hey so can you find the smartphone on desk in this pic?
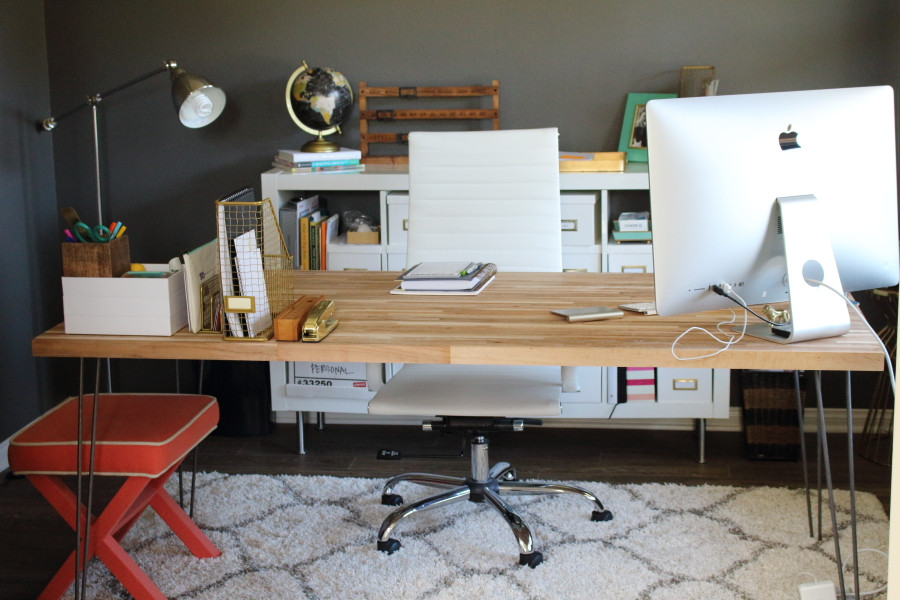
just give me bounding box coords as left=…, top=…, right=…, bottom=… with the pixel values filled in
left=550, top=306, right=625, bottom=322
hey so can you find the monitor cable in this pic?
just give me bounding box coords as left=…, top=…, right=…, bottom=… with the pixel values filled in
left=711, top=283, right=787, bottom=326
left=806, top=278, right=896, bottom=394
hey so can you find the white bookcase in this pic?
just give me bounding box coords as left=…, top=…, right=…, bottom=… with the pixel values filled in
left=261, top=165, right=730, bottom=449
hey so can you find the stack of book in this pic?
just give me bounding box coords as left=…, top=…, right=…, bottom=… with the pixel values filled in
left=272, top=147, right=365, bottom=174
left=277, top=194, right=340, bottom=270
left=391, top=262, right=497, bottom=295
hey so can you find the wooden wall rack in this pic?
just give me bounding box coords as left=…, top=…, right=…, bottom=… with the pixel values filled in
left=358, top=80, right=500, bottom=164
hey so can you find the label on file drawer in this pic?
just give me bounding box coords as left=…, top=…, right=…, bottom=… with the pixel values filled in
left=291, top=361, right=368, bottom=379
left=292, top=378, right=368, bottom=388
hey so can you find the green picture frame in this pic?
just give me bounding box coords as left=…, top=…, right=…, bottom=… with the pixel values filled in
left=617, top=92, right=677, bottom=163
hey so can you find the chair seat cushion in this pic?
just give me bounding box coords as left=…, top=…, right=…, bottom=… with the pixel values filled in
left=368, top=364, right=561, bottom=417
left=9, top=394, right=218, bottom=477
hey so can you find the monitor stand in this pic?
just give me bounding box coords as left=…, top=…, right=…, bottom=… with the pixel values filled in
left=743, top=194, right=850, bottom=344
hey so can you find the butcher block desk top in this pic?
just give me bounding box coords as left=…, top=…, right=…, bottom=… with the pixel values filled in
left=33, top=272, right=884, bottom=372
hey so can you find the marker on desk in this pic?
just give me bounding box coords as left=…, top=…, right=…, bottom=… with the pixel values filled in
left=460, top=262, right=481, bottom=276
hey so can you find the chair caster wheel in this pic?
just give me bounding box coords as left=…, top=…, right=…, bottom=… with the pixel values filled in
left=502, top=469, right=518, bottom=481
left=381, top=493, right=403, bottom=506
left=591, top=509, right=613, bottom=522
left=519, top=551, right=543, bottom=568
left=378, top=538, right=401, bottom=554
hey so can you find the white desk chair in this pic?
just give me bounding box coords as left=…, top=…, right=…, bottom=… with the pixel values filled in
left=368, top=128, right=612, bottom=568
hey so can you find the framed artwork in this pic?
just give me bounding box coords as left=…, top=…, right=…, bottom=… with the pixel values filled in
left=617, top=92, right=677, bottom=163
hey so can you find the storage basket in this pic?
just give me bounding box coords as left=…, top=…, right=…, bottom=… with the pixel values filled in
left=741, top=370, right=806, bottom=460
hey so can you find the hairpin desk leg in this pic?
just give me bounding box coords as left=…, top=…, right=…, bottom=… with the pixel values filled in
left=696, top=419, right=706, bottom=464
left=73, top=357, right=102, bottom=600
left=844, top=371, right=860, bottom=600
left=794, top=370, right=814, bottom=538
left=813, top=371, right=848, bottom=600
left=297, top=411, right=306, bottom=455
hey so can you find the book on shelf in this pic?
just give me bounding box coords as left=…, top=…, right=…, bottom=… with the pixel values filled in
left=272, top=160, right=365, bottom=174
left=277, top=147, right=362, bottom=162
left=298, top=209, right=325, bottom=270
left=319, top=214, right=339, bottom=271
left=273, top=156, right=360, bottom=168
left=278, top=195, right=320, bottom=269
left=398, top=262, right=498, bottom=291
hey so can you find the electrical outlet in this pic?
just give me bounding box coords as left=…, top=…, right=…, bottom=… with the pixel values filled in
left=797, top=581, right=835, bottom=600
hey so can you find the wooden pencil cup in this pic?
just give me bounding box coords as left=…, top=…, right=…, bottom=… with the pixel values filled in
left=61, top=235, right=131, bottom=277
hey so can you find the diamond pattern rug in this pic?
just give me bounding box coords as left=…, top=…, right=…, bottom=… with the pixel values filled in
left=67, top=473, right=888, bottom=599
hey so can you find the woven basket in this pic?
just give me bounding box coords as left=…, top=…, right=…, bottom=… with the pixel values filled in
left=741, top=370, right=806, bottom=461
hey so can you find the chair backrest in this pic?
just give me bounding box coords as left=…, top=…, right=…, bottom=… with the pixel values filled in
left=405, top=128, right=562, bottom=272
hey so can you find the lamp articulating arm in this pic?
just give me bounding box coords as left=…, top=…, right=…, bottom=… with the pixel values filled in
left=37, top=60, right=226, bottom=224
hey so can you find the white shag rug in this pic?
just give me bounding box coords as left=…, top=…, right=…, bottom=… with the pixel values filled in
left=66, top=473, right=889, bottom=600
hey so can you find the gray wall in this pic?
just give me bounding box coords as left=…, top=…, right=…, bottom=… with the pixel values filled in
left=1, top=1, right=63, bottom=439
left=3, top=1, right=899, bottom=439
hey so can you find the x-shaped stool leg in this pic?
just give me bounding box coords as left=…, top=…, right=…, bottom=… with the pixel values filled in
left=27, top=462, right=219, bottom=600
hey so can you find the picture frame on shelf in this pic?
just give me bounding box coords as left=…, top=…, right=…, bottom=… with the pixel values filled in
left=617, top=92, right=676, bottom=163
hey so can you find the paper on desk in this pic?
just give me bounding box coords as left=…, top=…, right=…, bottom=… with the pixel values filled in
left=399, top=262, right=476, bottom=280
left=183, top=240, right=220, bottom=333
left=233, top=229, right=272, bottom=337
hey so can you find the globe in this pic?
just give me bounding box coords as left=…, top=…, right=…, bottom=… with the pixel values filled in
left=285, top=62, right=354, bottom=152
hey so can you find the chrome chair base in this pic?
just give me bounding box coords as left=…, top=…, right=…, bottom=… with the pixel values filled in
left=376, top=433, right=612, bottom=567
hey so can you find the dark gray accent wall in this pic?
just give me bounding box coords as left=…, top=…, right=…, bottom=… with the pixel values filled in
left=2, top=1, right=898, bottom=438
left=1, top=1, right=62, bottom=440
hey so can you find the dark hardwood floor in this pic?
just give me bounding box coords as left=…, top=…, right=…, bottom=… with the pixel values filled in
left=1, top=423, right=891, bottom=599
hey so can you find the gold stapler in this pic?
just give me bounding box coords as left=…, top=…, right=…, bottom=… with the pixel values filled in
left=301, top=299, right=339, bottom=342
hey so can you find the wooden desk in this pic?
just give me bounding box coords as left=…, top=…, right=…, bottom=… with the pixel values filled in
left=32, top=270, right=888, bottom=595
left=33, top=272, right=884, bottom=372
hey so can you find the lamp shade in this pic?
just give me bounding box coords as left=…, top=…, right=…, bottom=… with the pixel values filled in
left=170, top=67, right=226, bottom=128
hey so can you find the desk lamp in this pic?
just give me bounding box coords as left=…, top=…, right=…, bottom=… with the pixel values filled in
left=38, top=60, right=226, bottom=224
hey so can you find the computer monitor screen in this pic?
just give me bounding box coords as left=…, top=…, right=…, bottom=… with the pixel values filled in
left=647, top=86, right=898, bottom=343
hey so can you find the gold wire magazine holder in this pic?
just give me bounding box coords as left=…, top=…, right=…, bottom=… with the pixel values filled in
left=215, top=188, right=293, bottom=341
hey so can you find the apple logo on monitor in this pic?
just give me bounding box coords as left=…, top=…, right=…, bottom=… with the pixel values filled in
left=779, top=125, right=800, bottom=150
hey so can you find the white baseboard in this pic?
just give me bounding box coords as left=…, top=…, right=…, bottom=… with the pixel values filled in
left=276, top=407, right=884, bottom=434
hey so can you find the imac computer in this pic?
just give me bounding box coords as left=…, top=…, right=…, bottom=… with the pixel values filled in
left=646, top=86, right=899, bottom=343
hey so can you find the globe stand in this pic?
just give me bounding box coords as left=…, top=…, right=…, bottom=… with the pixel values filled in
left=301, top=131, right=340, bottom=153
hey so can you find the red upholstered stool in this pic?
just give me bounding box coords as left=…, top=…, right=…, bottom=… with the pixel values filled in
left=8, top=393, right=220, bottom=600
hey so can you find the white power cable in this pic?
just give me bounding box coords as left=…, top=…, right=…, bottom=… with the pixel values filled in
left=671, top=306, right=748, bottom=360
left=806, top=278, right=896, bottom=395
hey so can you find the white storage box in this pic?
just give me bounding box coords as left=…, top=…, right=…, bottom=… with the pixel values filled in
left=62, top=264, right=187, bottom=336
left=326, top=236, right=383, bottom=271
left=386, top=192, right=410, bottom=245
left=560, top=193, right=599, bottom=246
